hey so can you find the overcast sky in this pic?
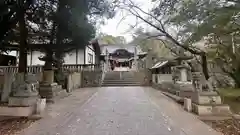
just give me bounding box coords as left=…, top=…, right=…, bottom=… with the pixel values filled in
left=99, top=0, right=153, bottom=42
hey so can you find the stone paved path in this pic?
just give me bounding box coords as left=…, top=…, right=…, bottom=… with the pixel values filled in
left=18, top=87, right=222, bottom=135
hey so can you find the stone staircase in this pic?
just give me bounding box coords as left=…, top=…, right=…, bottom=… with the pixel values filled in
left=102, top=71, right=141, bottom=87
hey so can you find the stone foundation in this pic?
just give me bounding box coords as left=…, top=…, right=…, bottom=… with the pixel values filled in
left=192, top=104, right=231, bottom=116
left=191, top=91, right=232, bottom=116
left=0, top=98, right=46, bottom=117
left=0, top=73, right=47, bottom=118
left=8, top=96, right=39, bottom=107
left=192, top=92, right=222, bottom=105
left=0, top=106, right=35, bottom=117
left=39, top=83, right=68, bottom=103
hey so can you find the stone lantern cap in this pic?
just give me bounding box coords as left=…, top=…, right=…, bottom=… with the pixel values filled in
left=174, top=65, right=191, bottom=70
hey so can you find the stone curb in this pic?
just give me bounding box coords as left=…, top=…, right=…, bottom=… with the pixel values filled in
left=161, top=91, right=183, bottom=103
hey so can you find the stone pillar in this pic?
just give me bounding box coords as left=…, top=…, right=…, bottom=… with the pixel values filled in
left=184, top=98, right=192, bottom=112
left=105, top=50, right=110, bottom=71
left=133, top=47, right=138, bottom=71
left=180, top=68, right=188, bottom=82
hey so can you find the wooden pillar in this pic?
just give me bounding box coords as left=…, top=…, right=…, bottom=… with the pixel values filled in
left=76, top=49, right=78, bottom=64
left=84, top=47, right=86, bottom=64
left=18, top=7, right=28, bottom=74
left=30, top=50, right=33, bottom=66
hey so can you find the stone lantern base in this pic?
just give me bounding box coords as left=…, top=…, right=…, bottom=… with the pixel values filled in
left=39, top=70, right=68, bottom=103
left=191, top=91, right=232, bottom=116
left=39, top=83, right=68, bottom=103
left=9, top=73, right=40, bottom=106
left=0, top=73, right=46, bottom=118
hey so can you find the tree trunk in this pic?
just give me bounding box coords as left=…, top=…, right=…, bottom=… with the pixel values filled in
left=201, top=52, right=210, bottom=80
left=18, top=5, right=28, bottom=74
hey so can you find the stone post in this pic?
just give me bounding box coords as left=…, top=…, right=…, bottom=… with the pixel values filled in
left=180, top=68, right=188, bottom=82
left=184, top=98, right=192, bottom=112
left=133, top=47, right=138, bottom=71
left=105, top=50, right=109, bottom=71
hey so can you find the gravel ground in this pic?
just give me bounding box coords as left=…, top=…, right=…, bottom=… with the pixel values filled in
left=211, top=119, right=240, bottom=135
left=0, top=118, right=35, bottom=135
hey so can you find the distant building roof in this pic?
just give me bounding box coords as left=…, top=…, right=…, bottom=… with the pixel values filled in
left=100, top=44, right=144, bottom=55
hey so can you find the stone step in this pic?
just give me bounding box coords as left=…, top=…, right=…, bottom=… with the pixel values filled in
left=103, top=81, right=141, bottom=83
left=101, top=83, right=141, bottom=87
left=105, top=78, right=135, bottom=80
left=104, top=76, right=135, bottom=78
left=104, top=79, right=136, bottom=81
left=104, top=78, right=136, bottom=80
left=102, top=83, right=141, bottom=86
left=0, top=105, right=35, bottom=117
left=103, top=80, right=139, bottom=83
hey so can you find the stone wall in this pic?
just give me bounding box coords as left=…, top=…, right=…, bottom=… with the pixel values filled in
left=63, top=70, right=103, bottom=90
left=66, top=72, right=82, bottom=92
left=133, top=69, right=151, bottom=86
left=0, top=73, right=14, bottom=102
left=157, top=74, right=172, bottom=83
left=81, top=70, right=102, bottom=87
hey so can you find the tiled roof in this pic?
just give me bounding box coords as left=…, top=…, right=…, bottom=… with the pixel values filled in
left=100, top=44, right=144, bottom=54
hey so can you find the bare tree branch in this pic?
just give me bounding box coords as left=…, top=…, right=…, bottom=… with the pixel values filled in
left=120, top=0, right=202, bottom=55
